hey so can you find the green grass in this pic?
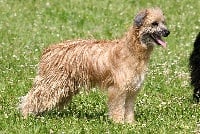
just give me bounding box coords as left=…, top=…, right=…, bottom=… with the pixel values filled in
left=0, top=0, right=200, bottom=133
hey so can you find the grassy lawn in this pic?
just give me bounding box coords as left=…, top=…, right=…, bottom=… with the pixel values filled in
left=0, top=0, right=200, bottom=133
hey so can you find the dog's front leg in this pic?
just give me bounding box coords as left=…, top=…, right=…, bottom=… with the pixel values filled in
left=124, top=91, right=138, bottom=123
left=108, top=86, right=126, bottom=123
left=193, top=88, right=200, bottom=103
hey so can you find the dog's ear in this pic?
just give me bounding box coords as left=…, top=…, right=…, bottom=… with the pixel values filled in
left=134, top=9, right=147, bottom=27
left=194, top=32, right=200, bottom=48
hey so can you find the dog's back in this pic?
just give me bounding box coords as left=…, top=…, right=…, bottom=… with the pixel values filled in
left=39, top=39, right=122, bottom=89
left=189, top=32, right=200, bottom=102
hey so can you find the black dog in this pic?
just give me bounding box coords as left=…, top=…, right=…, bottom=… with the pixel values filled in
left=189, top=32, right=200, bottom=103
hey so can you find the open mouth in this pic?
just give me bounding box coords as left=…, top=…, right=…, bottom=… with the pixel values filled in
left=150, top=33, right=167, bottom=48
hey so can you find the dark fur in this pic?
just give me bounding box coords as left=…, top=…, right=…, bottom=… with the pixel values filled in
left=189, top=32, right=200, bottom=103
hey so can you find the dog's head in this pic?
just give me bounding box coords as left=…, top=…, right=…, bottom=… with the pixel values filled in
left=134, top=8, right=170, bottom=48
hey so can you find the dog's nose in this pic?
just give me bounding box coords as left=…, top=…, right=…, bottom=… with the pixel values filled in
left=163, top=30, right=170, bottom=37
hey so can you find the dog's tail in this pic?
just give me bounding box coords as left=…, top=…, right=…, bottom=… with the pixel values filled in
left=193, top=32, right=200, bottom=48
left=18, top=95, right=30, bottom=118
left=18, top=74, right=78, bottom=117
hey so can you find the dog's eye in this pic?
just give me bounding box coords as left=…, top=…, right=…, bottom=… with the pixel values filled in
left=162, top=21, right=166, bottom=25
left=152, top=21, right=158, bottom=26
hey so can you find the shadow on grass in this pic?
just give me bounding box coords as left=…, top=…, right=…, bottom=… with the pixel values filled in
left=39, top=93, right=109, bottom=122
left=45, top=106, right=108, bottom=121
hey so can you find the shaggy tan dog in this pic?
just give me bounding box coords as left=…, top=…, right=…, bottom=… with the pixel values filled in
left=19, top=7, right=170, bottom=123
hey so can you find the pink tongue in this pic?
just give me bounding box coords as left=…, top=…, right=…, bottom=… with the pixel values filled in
left=157, top=39, right=167, bottom=48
